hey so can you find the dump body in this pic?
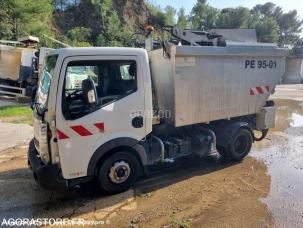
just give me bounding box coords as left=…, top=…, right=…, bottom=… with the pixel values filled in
left=149, top=45, right=287, bottom=127
left=0, top=45, right=36, bottom=82
left=0, top=45, right=21, bottom=81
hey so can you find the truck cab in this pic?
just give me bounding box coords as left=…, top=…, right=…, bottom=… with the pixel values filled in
left=29, top=47, right=154, bottom=192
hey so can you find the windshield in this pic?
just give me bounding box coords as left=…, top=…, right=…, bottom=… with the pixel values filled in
left=35, top=55, right=58, bottom=114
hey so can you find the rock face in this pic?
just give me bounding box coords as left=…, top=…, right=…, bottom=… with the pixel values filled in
left=113, top=0, right=150, bottom=29
left=119, top=0, right=151, bottom=29
left=52, top=0, right=150, bottom=40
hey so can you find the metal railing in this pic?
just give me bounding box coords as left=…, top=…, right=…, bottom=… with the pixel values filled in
left=0, top=84, right=26, bottom=97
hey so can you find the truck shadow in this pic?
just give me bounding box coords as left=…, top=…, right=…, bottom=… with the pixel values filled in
left=0, top=156, right=238, bottom=220
left=135, top=157, right=235, bottom=195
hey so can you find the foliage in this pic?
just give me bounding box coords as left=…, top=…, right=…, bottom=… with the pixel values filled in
left=190, top=0, right=219, bottom=30
left=276, top=10, right=303, bottom=46
left=254, top=17, right=279, bottom=43
left=164, top=5, right=176, bottom=26
left=251, top=2, right=302, bottom=46
left=91, top=0, right=113, bottom=29
left=187, top=1, right=302, bottom=46
left=290, top=39, right=303, bottom=56
left=90, top=0, right=134, bottom=46
left=0, top=105, right=32, bottom=125
left=177, top=7, right=188, bottom=29
left=146, top=2, right=166, bottom=28
left=0, top=0, right=53, bottom=43
left=216, top=7, right=251, bottom=29
left=0, top=0, right=302, bottom=49
left=66, top=27, right=92, bottom=46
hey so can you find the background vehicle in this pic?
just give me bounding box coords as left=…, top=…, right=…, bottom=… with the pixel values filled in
left=28, top=27, right=287, bottom=194
left=0, top=36, right=39, bottom=97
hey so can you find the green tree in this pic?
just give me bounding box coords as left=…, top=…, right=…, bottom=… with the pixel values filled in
left=291, top=38, right=303, bottom=56
left=177, top=7, right=188, bottom=29
left=252, top=2, right=303, bottom=46
left=91, top=0, right=133, bottom=47
left=96, top=10, right=133, bottom=46
left=0, top=0, right=53, bottom=42
left=252, top=2, right=277, bottom=18
left=67, top=27, right=92, bottom=47
left=91, top=0, right=113, bottom=29
left=254, top=17, right=279, bottom=43
left=190, top=0, right=219, bottom=30
left=0, top=1, right=14, bottom=39
left=146, top=2, right=166, bottom=28
left=164, top=5, right=176, bottom=26
left=215, top=4, right=280, bottom=44
left=276, top=10, right=303, bottom=46
left=216, top=7, right=251, bottom=29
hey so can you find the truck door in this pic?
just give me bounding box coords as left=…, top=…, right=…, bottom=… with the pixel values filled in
left=55, top=55, right=146, bottom=179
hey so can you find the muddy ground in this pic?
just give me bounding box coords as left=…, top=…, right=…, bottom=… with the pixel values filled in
left=0, top=85, right=303, bottom=227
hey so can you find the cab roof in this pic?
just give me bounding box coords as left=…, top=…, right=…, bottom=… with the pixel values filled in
left=48, top=47, right=148, bottom=59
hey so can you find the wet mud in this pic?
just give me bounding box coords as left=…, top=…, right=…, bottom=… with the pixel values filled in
left=251, top=99, right=303, bottom=228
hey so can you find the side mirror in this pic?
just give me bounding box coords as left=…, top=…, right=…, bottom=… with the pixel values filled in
left=82, top=78, right=98, bottom=106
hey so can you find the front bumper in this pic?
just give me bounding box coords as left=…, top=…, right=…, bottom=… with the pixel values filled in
left=28, top=139, right=68, bottom=191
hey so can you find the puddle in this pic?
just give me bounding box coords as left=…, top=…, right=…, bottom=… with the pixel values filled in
left=251, top=99, right=303, bottom=227
left=290, top=113, right=303, bottom=127
left=273, top=99, right=303, bottom=132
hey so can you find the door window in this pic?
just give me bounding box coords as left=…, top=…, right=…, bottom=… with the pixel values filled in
left=62, top=60, right=137, bottom=119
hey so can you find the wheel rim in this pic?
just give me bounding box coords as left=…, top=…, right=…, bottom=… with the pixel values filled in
left=108, top=161, right=131, bottom=184
left=234, top=135, right=248, bottom=155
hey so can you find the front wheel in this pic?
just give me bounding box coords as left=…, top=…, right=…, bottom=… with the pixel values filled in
left=97, top=151, right=140, bottom=194
left=218, top=128, right=253, bottom=162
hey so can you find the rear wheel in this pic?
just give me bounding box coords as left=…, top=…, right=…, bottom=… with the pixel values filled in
left=97, top=151, right=140, bottom=194
left=218, top=128, right=253, bottom=161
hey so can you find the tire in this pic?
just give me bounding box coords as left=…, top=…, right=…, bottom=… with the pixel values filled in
left=97, top=151, right=140, bottom=194
left=219, top=128, right=253, bottom=162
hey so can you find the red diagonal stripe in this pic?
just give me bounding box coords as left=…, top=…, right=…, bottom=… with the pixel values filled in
left=265, top=86, right=270, bottom=93
left=94, top=123, right=105, bottom=132
left=256, top=86, right=264, bottom=94
left=57, top=129, right=69, bottom=140
left=250, top=88, right=255, bottom=95
left=71, top=125, right=93, bottom=136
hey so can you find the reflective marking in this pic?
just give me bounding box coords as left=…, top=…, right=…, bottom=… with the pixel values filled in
left=57, top=129, right=69, bottom=140
left=70, top=125, right=93, bottom=136
left=94, top=122, right=105, bottom=132
left=250, top=86, right=270, bottom=95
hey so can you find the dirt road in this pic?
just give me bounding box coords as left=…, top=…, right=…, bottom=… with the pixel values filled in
left=0, top=85, right=303, bottom=227
left=0, top=122, right=32, bottom=151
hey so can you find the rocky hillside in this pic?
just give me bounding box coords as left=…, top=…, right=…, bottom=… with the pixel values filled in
left=52, top=0, right=150, bottom=42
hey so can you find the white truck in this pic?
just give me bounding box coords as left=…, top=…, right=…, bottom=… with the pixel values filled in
left=28, top=28, right=287, bottom=194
